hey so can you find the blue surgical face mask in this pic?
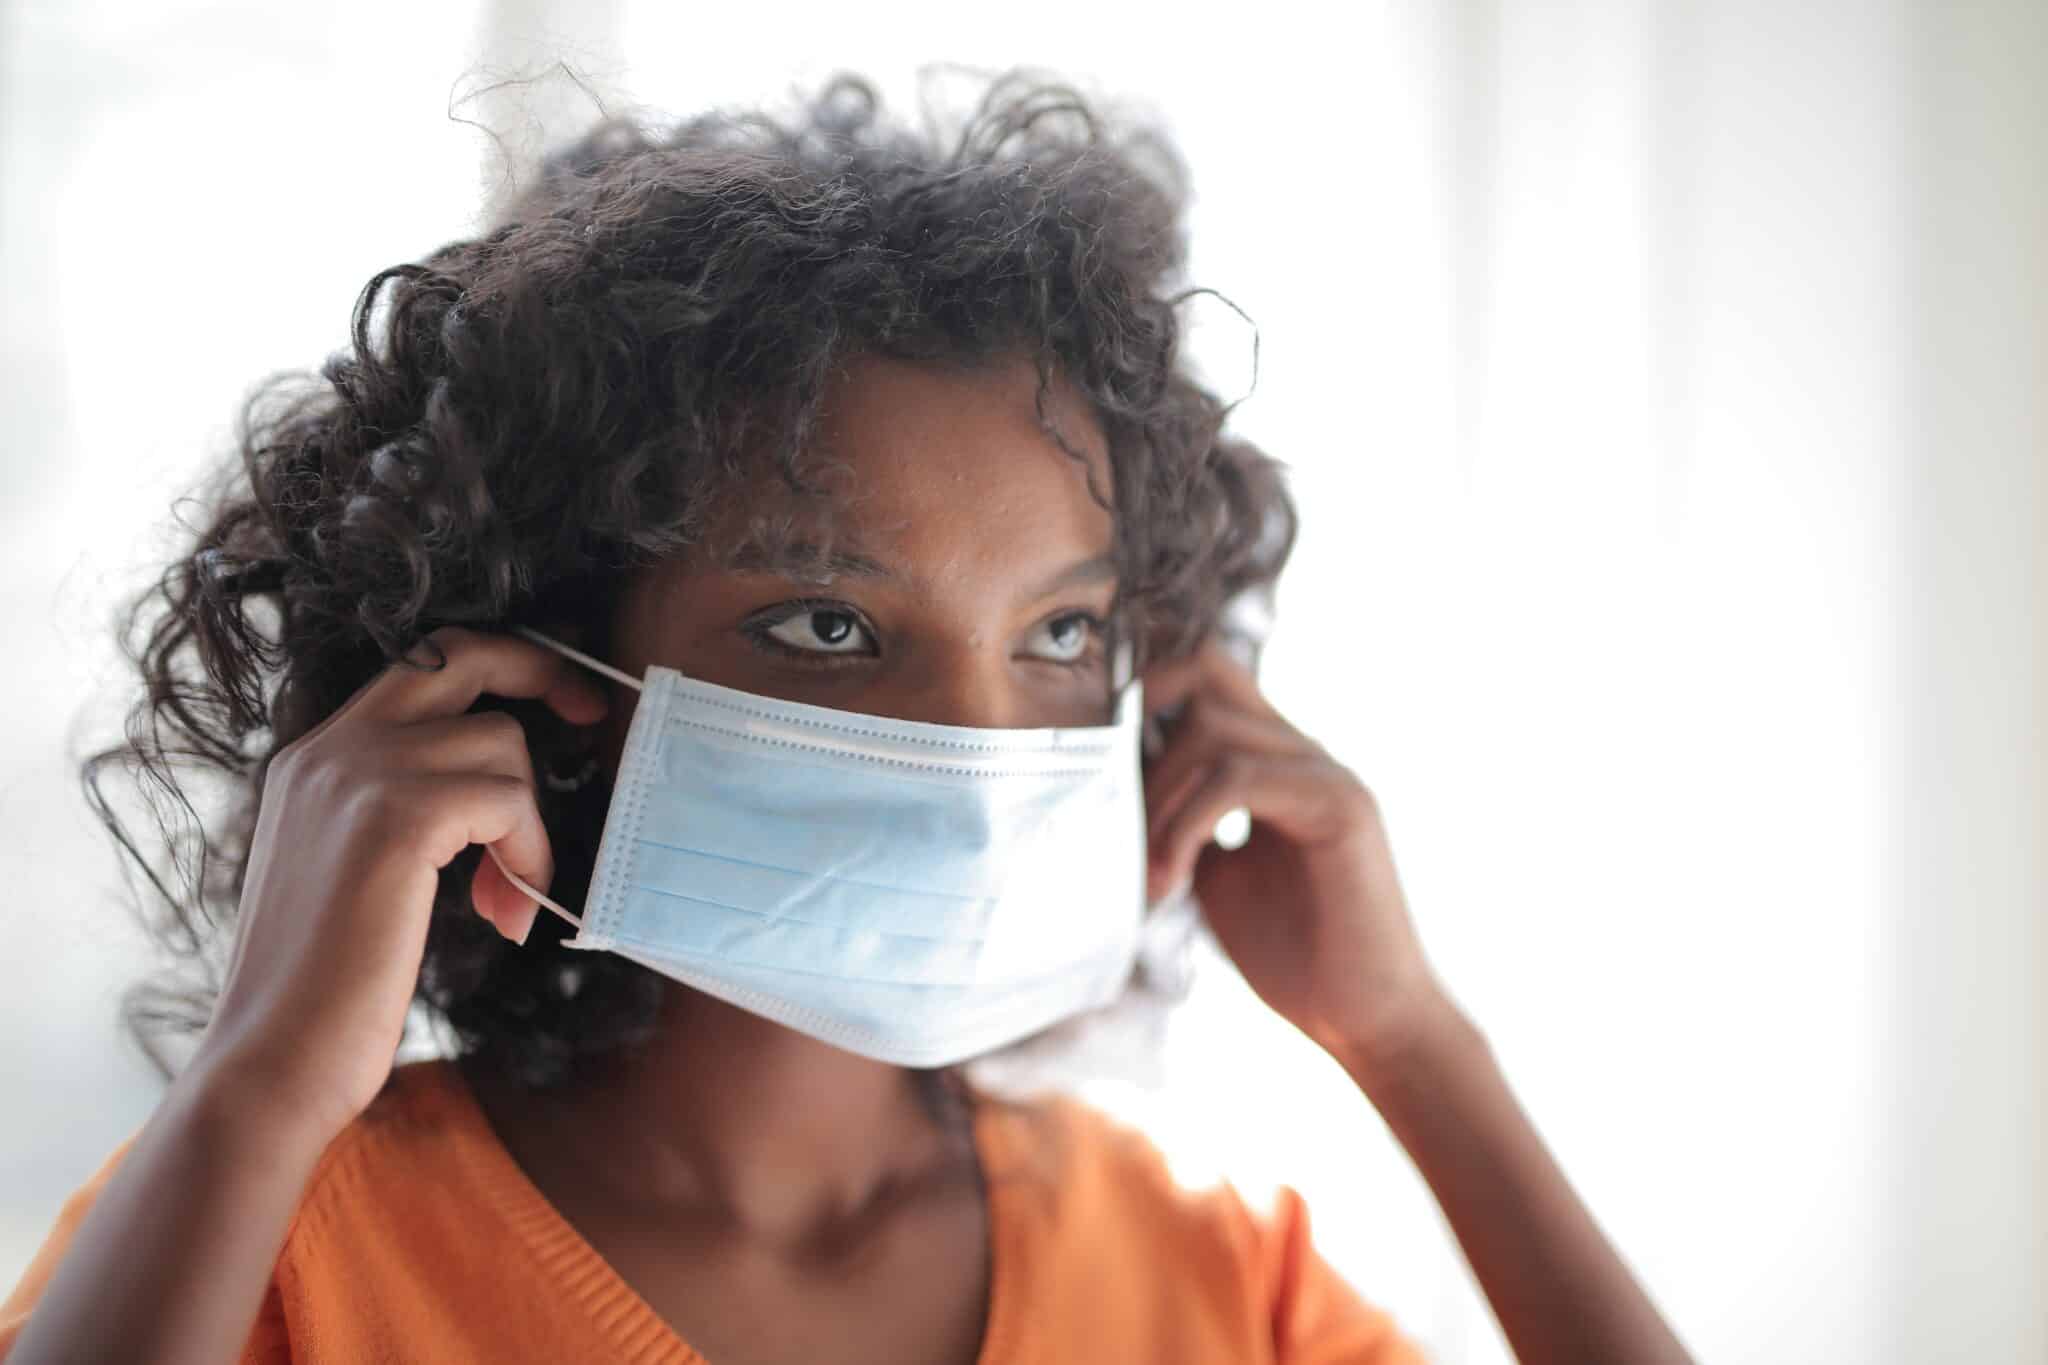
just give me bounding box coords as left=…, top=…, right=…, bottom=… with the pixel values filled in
left=485, top=626, right=1149, bottom=1068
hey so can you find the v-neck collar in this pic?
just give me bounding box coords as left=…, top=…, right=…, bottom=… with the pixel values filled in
left=426, top=1057, right=1022, bottom=1365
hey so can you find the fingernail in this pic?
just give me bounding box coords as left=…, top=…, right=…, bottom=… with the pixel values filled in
left=494, top=903, right=534, bottom=946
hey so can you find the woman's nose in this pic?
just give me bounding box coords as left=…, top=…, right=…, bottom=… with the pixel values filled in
left=876, top=654, right=1024, bottom=730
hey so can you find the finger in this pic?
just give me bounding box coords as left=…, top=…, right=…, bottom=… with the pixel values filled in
left=1144, top=692, right=1309, bottom=845
left=1147, top=751, right=1350, bottom=901
left=391, top=710, right=542, bottom=780
left=393, top=770, right=554, bottom=947
left=384, top=712, right=553, bottom=944
left=351, top=625, right=611, bottom=730
left=1138, top=633, right=1273, bottom=721
left=472, top=845, right=542, bottom=946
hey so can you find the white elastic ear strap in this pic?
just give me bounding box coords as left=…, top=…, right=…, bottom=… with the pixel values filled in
left=513, top=624, right=643, bottom=692
left=477, top=625, right=648, bottom=933
left=486, top=844, right=584, bottom=931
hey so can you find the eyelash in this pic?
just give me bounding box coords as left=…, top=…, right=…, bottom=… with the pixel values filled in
left=741, top=599, right=1107, bottom=670
left=1032, top=611, right=1108, bottom=668
left=741, top=599, right=873, bottom=665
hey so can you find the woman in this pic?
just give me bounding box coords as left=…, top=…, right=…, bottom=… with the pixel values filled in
left=0, top=69, right=1690, bottom=1363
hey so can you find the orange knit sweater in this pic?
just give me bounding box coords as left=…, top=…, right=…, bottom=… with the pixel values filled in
left=0, top=1060, right=1424, bottom=1362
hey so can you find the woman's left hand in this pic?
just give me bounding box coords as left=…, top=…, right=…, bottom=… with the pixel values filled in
left=1140, top=635, right=1446, bottom=1063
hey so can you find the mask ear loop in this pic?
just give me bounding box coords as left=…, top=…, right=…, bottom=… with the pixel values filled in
left=486, top=844, right=585, bottom=932
left=511, top=624, right=643, bottom=692
left=478, top=625, right=646, bottom=934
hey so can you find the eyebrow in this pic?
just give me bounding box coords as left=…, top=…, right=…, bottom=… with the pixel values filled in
left=1023, top=550, right=1117, bottom=605
left=726, top=537, right=1117, bottom=606
left=723, top=538, right=899, bottom=585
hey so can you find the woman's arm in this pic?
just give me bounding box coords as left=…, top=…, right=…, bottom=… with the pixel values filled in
left=1338, top=992, right=1692, bottom=1364
left=1140, top=637, right=1694, bottom=1364
left=8, top=627, right=610, bottom=1362
left=6, top=1060, right=327, bottom=1364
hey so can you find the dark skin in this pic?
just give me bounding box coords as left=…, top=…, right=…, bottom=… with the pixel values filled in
left=462, top=351, right=1126, bottom=1365
left=10, top=351, right=1693, bottom=1364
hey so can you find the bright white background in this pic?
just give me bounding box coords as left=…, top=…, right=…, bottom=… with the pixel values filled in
left=2, top=2, right=2042, bottom=1362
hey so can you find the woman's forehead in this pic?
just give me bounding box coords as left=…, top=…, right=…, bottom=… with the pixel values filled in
left=813, top=351, right=1110, bottom=495
left=690, top=352, right=1116, bottom=582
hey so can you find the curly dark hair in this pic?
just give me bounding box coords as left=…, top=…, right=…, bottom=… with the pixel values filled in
left=82, top=66, right=1297, bottom=1101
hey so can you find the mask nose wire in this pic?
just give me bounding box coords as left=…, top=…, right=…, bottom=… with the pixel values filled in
left=478, top=625, right=647, bottom=935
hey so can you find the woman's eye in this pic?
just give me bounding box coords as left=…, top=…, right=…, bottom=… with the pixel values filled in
left=763, top=607, right=874, bottom=655
left=1023, top=612, right=1101, bottom=664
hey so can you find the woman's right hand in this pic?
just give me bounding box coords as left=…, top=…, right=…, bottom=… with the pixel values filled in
left=186, top=624, right=611, bottom=1149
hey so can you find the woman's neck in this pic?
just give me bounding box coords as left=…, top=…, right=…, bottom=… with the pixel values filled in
left=468, top=982, right=972, bottom=1256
